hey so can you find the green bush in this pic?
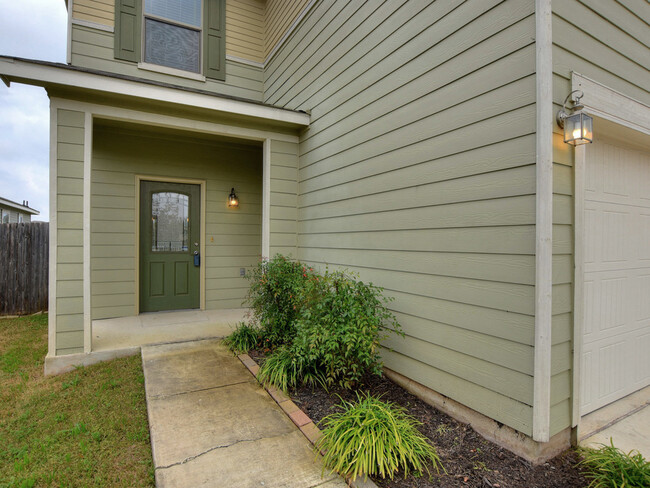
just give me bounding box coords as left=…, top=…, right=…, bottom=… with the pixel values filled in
left=579, top=439, right=650, bottom=487
left=316, top=392, right=442, bottom=481
left=245, top=255, right=315, bottom=346
left=292, top=270, right=403, bottom=388
left=222, top=322, right=260, bottom=354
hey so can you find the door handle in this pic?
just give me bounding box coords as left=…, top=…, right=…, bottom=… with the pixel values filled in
left=193, top=251, right=200, bottom=267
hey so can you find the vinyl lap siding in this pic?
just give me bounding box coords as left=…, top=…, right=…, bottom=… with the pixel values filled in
left=91, top=125, right=262, bottom=319
left=55, top=109, right=86, bottom=355
left=70, top=23, right=264, bottom=102
left=72, top=0, right=114, bottom=27
left=269, top=140, right=298, bottom=257
left=265, top=0, right=541, bottom=435
left=226, top=0, right=265, bottom=63
left=264, top=0, right=310, bottom=60
left=550, top=0, right=650, bottom=436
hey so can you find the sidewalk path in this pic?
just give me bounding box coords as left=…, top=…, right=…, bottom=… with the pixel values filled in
left=141, top=339, right=347, bottom=487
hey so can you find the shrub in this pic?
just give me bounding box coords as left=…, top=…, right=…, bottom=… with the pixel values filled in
left=222, top=322, right=260, bottom=354
left=316, top=392, right=443, bottom=481
left=256, top=347, right=324, bottom=393
left=292, top=270, right=403, bottom=388
left=579, top=439, right=650, bottom=487
left=245, top=255, right=315, bottom=346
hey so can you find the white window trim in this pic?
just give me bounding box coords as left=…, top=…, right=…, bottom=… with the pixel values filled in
left=138, top=62, right=206, bottom=81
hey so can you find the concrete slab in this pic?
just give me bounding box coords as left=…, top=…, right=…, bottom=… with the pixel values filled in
left=92, top=308, right=247, bottom=352
left=582, top=406, right=650, bottom=459
left=142, top=339, right=348, bottom=488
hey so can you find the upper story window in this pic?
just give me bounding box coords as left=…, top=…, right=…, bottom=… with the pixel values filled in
left=115, top=0, right=225, bottom=81
left=144, top=0, right=202, bottom=73
left=0, top=210, right=7, bottom=223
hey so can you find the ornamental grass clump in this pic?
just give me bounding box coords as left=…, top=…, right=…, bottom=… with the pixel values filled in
left=316, top=392, right=443, bottom=482
left=256, top=346, right=325, bottom=392
left=222, top=322, right=260, bottom=354
left=579, top=439, right=650, bottom=487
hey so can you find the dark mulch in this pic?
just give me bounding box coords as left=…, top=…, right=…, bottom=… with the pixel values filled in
left=248, top=350, right=587, bottom=488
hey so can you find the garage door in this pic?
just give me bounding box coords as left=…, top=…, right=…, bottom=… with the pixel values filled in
left=581, top=137, right=650, bottom=415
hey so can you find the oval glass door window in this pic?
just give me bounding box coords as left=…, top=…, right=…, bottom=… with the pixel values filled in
left=151, top=192, right=189, bottom=252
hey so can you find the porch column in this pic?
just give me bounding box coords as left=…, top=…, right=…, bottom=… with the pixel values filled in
left=47, top=103, right=91, bottom=358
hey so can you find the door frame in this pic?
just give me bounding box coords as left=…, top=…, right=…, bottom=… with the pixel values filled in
left=135, top=174, right=207, bottom=314
left=571, top=73, right=650, bottom=437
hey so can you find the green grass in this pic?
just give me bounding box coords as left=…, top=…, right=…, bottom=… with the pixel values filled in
left=0, top=314, right=154, bottom=487
left=316, top=392, right=443, bottom=482
left=579, top=439, right=650, bottom=488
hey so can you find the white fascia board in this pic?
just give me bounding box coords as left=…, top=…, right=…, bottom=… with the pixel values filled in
left=0, top=197, right=40, bottom=214
left=0, top=57, right=310, bottom=128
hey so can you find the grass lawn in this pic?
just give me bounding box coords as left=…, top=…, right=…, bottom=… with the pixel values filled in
left=0, top=314, right=154, bottom=487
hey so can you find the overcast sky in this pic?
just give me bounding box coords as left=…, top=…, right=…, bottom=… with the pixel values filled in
left=0, top=0, right=68, bottom=221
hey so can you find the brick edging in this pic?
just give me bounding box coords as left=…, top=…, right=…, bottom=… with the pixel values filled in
left=236, top=353, right=378, bottom=488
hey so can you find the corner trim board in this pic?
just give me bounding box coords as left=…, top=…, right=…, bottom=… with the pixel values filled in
left=48, top=103, right=58, bottom=356
left=83, top=112, right=92, bottom=353
left=262, top=139, right=271, bottom=259
left=533, top=0, right=553, bottom=443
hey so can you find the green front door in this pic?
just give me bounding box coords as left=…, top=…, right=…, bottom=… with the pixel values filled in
left=140, top=181, right=201, bottom=312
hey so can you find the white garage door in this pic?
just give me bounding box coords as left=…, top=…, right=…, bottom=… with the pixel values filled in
left=581, top=137, right=650, bottom=415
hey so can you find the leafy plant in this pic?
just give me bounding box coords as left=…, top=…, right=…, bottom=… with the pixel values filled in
left=316, top=392, right=443, bottom=481
left=222, top=322, right=260, bottom=354
left=579, top=439, right=650, bottom=487
left=256, top=347, right=324, bottom=392
left=244, top=255, right=315, bottom=346
left=292, top=270, right=403, bottom=388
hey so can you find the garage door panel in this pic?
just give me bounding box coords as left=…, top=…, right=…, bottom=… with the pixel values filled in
left=581, top=137, right=650, bottom=415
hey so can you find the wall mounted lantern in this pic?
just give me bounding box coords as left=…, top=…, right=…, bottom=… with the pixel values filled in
left=556, top=90, right=593, bottom=146
left=228, top=188, right=239, bottom=208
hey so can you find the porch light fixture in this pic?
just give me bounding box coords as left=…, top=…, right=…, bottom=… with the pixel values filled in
left=228, top=188, right=239, bottom=208
left=556, top=90, right=593, bottom=146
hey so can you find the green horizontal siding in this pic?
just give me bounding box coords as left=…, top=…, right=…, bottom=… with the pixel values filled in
left=264, top=0, right=539, bottom=436
left=55, top=109, right=85, bottom=356
left=550, top=0, right=650, bottom=436
left=70, top=24, right=264, bottom=102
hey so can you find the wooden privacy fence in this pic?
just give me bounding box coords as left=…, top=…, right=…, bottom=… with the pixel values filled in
left=0, top=222, right=49, bottom=316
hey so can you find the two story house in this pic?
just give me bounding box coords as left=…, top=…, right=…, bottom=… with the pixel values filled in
left=0, top=197, right=39, bottom=223
left=0, top=0, right=648, bottom=462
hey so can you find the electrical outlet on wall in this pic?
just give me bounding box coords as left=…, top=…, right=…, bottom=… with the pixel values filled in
left=240, top=268, right=245, bottom=277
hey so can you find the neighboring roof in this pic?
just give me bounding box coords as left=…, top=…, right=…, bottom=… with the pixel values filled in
left=0, top=56, right=310, bottom=128
left=0, top=197, right=39, bottom=215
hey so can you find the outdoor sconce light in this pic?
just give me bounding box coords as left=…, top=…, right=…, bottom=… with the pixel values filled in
left=556, top=90, right=593, bottom=146
left=228, top=188, right=239, bottom=208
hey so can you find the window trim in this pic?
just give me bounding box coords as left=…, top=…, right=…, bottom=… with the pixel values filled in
left=141, top=0, right=204, bottom=75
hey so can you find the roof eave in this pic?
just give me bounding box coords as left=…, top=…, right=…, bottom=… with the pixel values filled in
left=0, top=56, right=310, bottom=128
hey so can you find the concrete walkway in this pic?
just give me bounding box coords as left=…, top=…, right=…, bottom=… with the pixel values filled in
left=141, top=339, right=348, bottom=488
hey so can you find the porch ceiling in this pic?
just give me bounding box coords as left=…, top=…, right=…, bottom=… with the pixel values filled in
left=0, top=56, right=310, bottom=129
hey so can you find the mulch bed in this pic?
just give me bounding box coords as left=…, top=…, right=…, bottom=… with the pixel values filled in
left=249, top=350, right=588, bottom=488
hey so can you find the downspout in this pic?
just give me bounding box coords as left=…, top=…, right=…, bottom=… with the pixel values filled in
left=533, top=0, right=553, bottom=443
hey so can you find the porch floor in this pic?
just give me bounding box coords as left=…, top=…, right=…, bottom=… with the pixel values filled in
left=580, top=385, right=650, bottom=459
left=92, top=308, right=248, bottom=353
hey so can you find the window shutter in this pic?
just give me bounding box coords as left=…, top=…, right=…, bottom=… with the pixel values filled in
left=204, top=0, right=225, bottom=81
left=114, top=0, right=142, bottom=62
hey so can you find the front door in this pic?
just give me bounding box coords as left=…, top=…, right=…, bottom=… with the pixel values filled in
left=140, top=181, right=200, bottom=312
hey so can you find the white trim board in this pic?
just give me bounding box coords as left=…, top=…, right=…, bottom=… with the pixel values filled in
left=571, top=73, right=650, bottom=434
left=83, top=112, right=92, bottom=353
left=572, top=73, right=650, bottom=136
left=533, top=0, right=553, bottom=443
left=47, top=103, right=58, bottom=357
left=0, top=57, right=310, bottom=128
left=48, top=99, right=299, bottom=144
